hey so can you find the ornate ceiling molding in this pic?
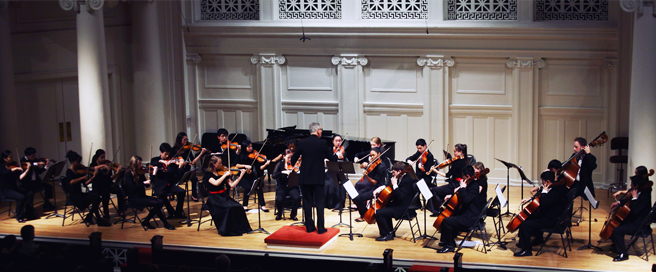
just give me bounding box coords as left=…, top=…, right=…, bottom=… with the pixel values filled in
left=506, top=57, right=545, bottom=69
left=331, top=56, right=368, bottom=67
left=251, top=55, right=286, bottom=66
left=620, top=0, right=656, bottom=16
left=417, top=57, right=455, bottom=68
left=186, top=53, right=201, bottom=64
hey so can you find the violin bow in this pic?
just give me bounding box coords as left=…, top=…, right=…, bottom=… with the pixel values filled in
left=411, top=140, right=434, bottom=167
left=248, top=138, right=269, bottom=170
left=112, top=146, right=121, bottom=164
left=87, top=143, right=94, bottom=166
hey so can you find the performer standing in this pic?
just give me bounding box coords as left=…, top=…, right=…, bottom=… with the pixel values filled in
left=608, top=166, right=652, bottom=262
left=272, top=149, right=301, bottom=221
left=124, top=155, right=175, bottom=230
left=203, top=156, right=252, bottom=236
left=514, top=170, right=568, bottom=257
left=372, top=162, right=417, bottom=241
left=291, top=122, right=342, bottom=233
left=19, top=147, right=55, bottom=211
left=572, top=137, right=597, bottom=199
left=326, top=134, right=347, bottom=211
left=0, top=150, right=35, bottom=222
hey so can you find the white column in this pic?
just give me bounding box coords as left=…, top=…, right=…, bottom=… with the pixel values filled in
left=417, top=56, right=454, bottom=153
left=75, top=2, right=111, bottom=159
left=0, top=2, right=20, bottom=148
left=507, top=57, right=544, bottom=178
left=132, top=0, right=168, bottom=157
left=251, top=54, right=285, bottom=139
left=184, top=53, right=201, bottom=141
left=623, top=1, right=656, bottom=203
left=332, top=55, right=367, bottom=137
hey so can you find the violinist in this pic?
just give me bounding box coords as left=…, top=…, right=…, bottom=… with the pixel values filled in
left=428, top=143, right=468, bottom=216
left=172, top=132, right=208, bottom=201
left=514, top=170, right=568, bottom=257
left=353, top=137, right=382, bottom=163
left=89, top=149, right=125, bottom=220
left=64, top=151, right=111, bottom=226
left=234, top=140, right=269, bottom=212
left=124, top=155, right=175, bottom=230
left=353, top=147, right=388, bottom=222
left=372, top=161, right=418, bottom=241
left=405, top=138, right=436, bottom=183
left=210, top=128, right=240, bottom=162
left=326, top=134, right=348, bottom=211
left=571, top=137, right=597, bottom=199
left=608, top=166, right=652, bottom=262
left=204, top=156, right=251, bottom=235
left=272, top=149, right=301, bottom=221
left=150, top=143, right=187, bottom=218
left=19, top=147, right=55, bottom=211
left=0, top=150, right=35, bottom=222
left=436, top=165, right=485, bottom=253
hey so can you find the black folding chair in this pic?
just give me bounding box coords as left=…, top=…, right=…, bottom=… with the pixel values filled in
left=118, top=183, right=149, bottom=231
left=59, top=177, right=91, bottom=227
left=455, top=197, right=493, bottom=254
left=535, top=188, right=578, bottom=258
left=196, top=181, right=214, bottom=231
left=625, top=203, right=656, bottom=261
left=0, top=190, right=17, bottom=220
left=392, top=191, right=422, bottom=243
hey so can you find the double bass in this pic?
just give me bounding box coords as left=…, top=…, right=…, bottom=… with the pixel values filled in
left=599, top=169, right=654, bottom=241
left=433, top=168, right=489, bottom=230
left=556, top=131, right=608, bottom=188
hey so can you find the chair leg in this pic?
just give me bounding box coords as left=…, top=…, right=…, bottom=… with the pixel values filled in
left=536, top=231, right=555, bottom=256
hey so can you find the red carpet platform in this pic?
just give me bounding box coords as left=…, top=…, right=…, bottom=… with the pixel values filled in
left=264, top=226, right=340, bottom=251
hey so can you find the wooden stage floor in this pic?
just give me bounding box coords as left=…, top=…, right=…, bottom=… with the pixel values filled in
left=0, top=178, right=653, bottom=272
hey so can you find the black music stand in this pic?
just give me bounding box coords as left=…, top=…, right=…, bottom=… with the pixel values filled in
left=415, top=176, right=439, bottom=242
left=45, top=161, right=67, bottom=219
left=577, top=187, right=601, bottom=251
left=177, top=170, right=196, bottom=227
left=327, top=161, right=355, bottom=229
left=495, top=158, right=532, bottom=217
left=248, top=177, right=269, bottom=234
left=288, top=171, right=306, bottom=227
left=488, top=185, right=508, bottom=250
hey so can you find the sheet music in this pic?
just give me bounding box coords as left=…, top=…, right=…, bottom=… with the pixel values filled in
left=495, top=184, right=507, bottom=208
left=343, top=181, right=359, bottom=199
left=416, top=178, right=433, bottom=200
left=584, top=187, right=599, bottom=210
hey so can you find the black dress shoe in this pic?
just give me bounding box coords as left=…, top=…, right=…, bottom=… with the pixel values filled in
left=141, top=222, right=156, bottom=229
left=17, top=218, right=25, bottom=223
left=318, top=228, right=328, bottom=234
left=531, top=238, right=544, bottom=246
left=261, top=207, right=270, bottom=213
left=613, top=253, right=629, bottom=262
left=306, top=227, right=316, bottom=233
left=290, top=216, right=298, bottom=221
left=375, top=233, right=395, bottom=241
left=437, top=246, right=455, bottom=253
left=275, top=215, right=282, bottom=221
left=164, top=223, right=176, bottom=230
left=513, top=249, right=532, bottom=257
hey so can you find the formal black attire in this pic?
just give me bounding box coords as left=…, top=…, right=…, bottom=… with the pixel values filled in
left=150, top=157, right=186, bottom=216
left=209, top=141, right=238, bottom=165
left=19, top=157, right=53, bottom=203
left=325, top=148, right=348, bottom=210
left=235, top=152, right=266, bottom=207
left=64, top=169, right=101, bottom=216
left=172, top=146, right=201, bottom=199
left=89, top=161, right=122, bottom=217
left=406, top=150, right=436, bottom=183
left=440, top=176, right=488, bottom=247
left=291, top=134, right=339, bottom=232
left=272, top=161, right=300, bottom=218
left=610, top=187, right=652, bottom=255
left=517, top=184, right=568, bottom=250
left=0, top=164, right=35, bottom=220
left=123, top=171, right=169, bottom=224
left=572, top=153, right=597, bottom=199
left=374, top=173, right=418, bottom=236
left=353, top=161, right=388, bottom=218
left=429, top=158, right=467, bottom=213
left=203, top=172, right=252, bottom=236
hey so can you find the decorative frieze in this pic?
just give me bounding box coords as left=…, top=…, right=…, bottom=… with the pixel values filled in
left=186, top=53, right=202, bottom=64
left=447, top=0, right=518, bottom=20
left=535, top=0, right=608, bottom=21
left=361, top=0, right=428, bottom=19
left=201, top=0, right=260, bottom=20
left=506, top=58, right=545, bottom=69
left=417, top=57, right=455, bottom=68
left=331, top=56, right=368, bottom=67
left=279, top=0, right=341, bottom=19
left=251, top=55, right=286, bottom=66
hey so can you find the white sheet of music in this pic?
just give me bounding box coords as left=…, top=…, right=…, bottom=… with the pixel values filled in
left=416, top=178, right=433, bottom=200
left=343, top=181, right=359, bottom=199
left=495, top=184, right=507, bottom=208
left=584, top=186, right=599, bottom=210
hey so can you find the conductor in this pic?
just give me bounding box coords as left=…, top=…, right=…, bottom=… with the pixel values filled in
left=291, top=122, right=343, bottom=234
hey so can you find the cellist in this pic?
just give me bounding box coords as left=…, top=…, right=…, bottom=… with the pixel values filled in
left=371, top=161, right=417, bottom=241
left=353, top=147, right=388, bottom=222
left=436, top=165, right=486, bottom=253
left=608, top=166, right=652, bottom=262
left=514, top=170, right=568, bottom=257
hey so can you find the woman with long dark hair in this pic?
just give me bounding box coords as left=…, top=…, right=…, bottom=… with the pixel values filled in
left=65, top=150, right=110, bottom=226
left=124, top=156, right=175, bottom=230
left=204, top=155, right=251, bottom=236
left=0, top=150, right=35, bottom=222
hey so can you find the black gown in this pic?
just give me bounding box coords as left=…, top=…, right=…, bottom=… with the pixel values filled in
left=203, top=172, right=252, bottom=236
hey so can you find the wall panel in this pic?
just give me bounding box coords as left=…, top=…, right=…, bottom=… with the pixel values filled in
left=451, top=58, right=512, bottom=106
left=200, top=55, right=255, bottom=100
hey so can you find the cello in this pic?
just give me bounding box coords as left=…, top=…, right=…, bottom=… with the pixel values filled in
left=362, top=163, right=410, bottom=224
left=556, top=131, right=608, bottom=188
left=599, top=169, right=654, bottom=241
left=505, top=174, right=570, bottom=233
left=433, top=168, right=489, bottom=230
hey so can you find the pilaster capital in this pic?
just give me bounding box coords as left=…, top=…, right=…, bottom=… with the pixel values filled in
left=620, top=0, right=656, bottom=16
left=417, top=56, right=454, bottom=68
left=60, top=0, right=117, bottom=12
left=331, top=55, right=368, bottom=67
left=186, top=53, right=201, bottom=64
left=506, top=57, right=545, bottom=69
left=251, top=55, right=286, bottom=66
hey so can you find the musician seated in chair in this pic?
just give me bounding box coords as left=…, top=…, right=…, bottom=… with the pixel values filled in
left=272, top=149, right=300, bottom=221
left=372, top=161, right=418, bottom=241
left=530, top=159, right=562, bottom=195
left=608, top=166, right=652, bottom=262
left=436, top=165, right=486, bottom=253
left=428, top=144, right=468, bottom=216
left=352, top=147, right=388, bottom=222
left=514, top=170, right=568, bottom=257
left=150, top=143, right=187, bottom=219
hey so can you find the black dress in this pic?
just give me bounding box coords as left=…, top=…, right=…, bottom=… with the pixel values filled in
left=203, top=172, right=252, bottom=236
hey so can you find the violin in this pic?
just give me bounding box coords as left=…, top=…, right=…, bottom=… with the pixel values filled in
left=248, top=151, right=268, bottom=163
left=73, top=164, right=95, bottom=176
left=419, top=153, right=428, bottom=171
left=434, top=168, right=490, bottom=230
left=217, top=166, right=240, bottom=176
left=136, top=165, right=149, bottom=176
left=182, top=143, right=202, bottom=152
left=426, top=156, right=461, bottom=175
left=599, top=169, right=654, bottom=241
left=333, top=146, right=345, bottom=156
left=6, top=161, right=23, bottom=171
left=222, top=141, right=239, bottom=151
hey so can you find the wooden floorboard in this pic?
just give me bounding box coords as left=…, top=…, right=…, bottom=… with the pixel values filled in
left=0, top=178, right=653, bottom=272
